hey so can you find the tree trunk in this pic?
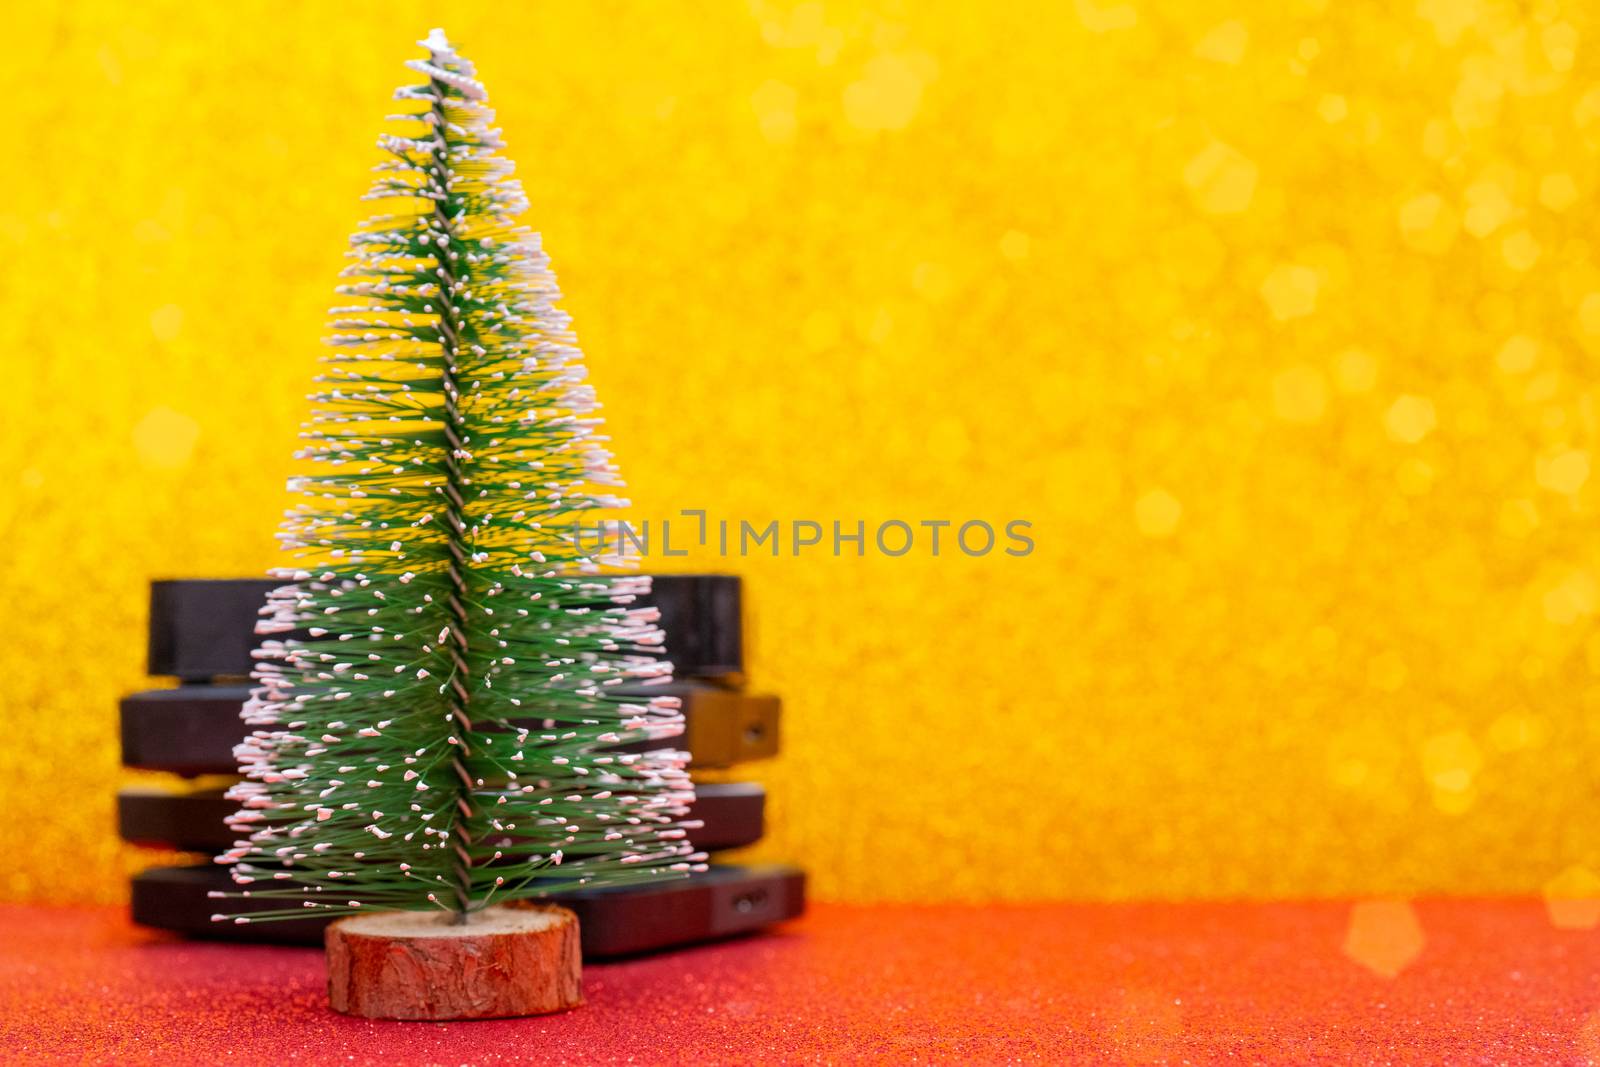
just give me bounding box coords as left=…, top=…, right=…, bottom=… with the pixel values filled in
left=325, top=905, right=582, bottom=1020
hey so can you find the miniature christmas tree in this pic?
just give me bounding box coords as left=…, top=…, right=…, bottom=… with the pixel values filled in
left=217, top=30, right=701, bottom=992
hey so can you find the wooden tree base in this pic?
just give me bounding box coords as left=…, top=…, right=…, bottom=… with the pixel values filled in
left=325, top=905, right=582, bottom=1020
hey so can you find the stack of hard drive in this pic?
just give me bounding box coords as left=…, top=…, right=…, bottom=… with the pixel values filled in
left=119, top=575, right=804, bottom=957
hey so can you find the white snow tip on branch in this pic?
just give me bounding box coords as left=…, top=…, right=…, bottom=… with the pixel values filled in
left=420, top=28, right=452, bottom=53
left=405, top=58, right=487, bottom=101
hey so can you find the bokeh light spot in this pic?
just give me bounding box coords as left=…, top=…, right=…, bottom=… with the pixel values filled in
left=750, top=80, right=798, bottom=143
left=1369, top=651, right=1408, bottom=692
left=1396, top=457, right=1435, bottom=496
left=1536, top=449, right=1589, bottom=495
left=1194, top=20, right=1248, bottom=65
left=1075, top=0, right=1138, bottom=33
left=1421, top=731, right=1481, bottom=811
left=1317, top=94, right=1348, bottom=122
left=1183, top=139, right=1258, bottom=215
left=1135, top=488, right=1182, bottom=538
left=1487, top=711, right=1544, bottom=753
left=842, top=53, right=932, bottom=131
left=1541, top=569, right=1597, bottom=625
left=1495, top=335, right=1539, bottom=374
left=1398, top=192, right=1458, bottom=254
left=131, top=406, right=200, bottom=470
left=1501, top=230, right=1540, bottom=271
left=1342, top=901, right=1424, bottom=978
left=149, top=303, right=183, bottom=343
left=1544, top=866, right=1600, bottom=930
left=1577, top=294, right=1600, bottom=336
left=999, top=229, right=1031, bottom=261
left=1462, top=179, right=1512, bottom=238
left=1384, top=395, right=1437, bottom=444
left=1260, top=264, right=1320, bottom=320
left=1335, top=348, right=1378, bottom=393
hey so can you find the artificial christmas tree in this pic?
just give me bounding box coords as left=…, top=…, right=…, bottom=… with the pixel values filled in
left=214, top=28, right=703, bottom=1019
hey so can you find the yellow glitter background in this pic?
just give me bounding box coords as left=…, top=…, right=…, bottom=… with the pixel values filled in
left=5, top=0, right=1600, bottom=904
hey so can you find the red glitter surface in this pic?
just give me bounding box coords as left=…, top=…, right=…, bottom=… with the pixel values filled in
left=3, top=901, right=1599, bottom=1064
